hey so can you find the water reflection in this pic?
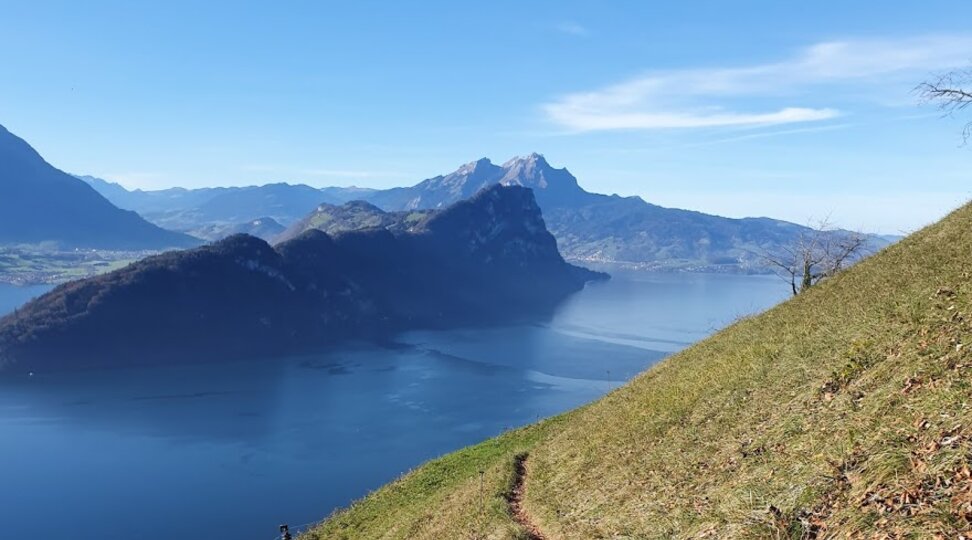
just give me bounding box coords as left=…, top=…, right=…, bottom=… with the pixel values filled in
left=0, top=272, right=788, bottom=540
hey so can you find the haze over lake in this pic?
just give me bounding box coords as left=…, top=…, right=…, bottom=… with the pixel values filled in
left=0, top=273, right=787, bottom=540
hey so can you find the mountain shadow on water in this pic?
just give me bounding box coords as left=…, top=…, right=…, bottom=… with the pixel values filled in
left=0, top=185, right=605, bottom=373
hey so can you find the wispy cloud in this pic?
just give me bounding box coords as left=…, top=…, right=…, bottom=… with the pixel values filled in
left=543, top=34, right=972, bottom=132
left=553, top=21, right=589, bottom=37
left=676, top=122, right=856, bottom=149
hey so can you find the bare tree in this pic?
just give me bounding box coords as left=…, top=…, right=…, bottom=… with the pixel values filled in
left=917, top=68, right=972, bottom=142
left=764, top=221, right=869, bottom=296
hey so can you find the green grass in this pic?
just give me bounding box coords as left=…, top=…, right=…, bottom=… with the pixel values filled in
left=404, top=212, right=427, bottom=224
left=307, top=214, right=336, bottom=228
left=303, top=417, right=570, bottom=539
left=302, top=201, right=972, bottom=539
left=0, top=247, right=139, bottom=285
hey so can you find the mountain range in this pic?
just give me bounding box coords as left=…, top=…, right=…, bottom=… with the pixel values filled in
left=0, top=121, right=889, bottom=271
left=355, top=154, right=898, bottom=270
left=0, top=185, right=603, bottom=373
left=76, top=175, right=370, bottom=241
left=0, top=125, right=197, bottom=250
left=83, top=153, right=890, bottom=272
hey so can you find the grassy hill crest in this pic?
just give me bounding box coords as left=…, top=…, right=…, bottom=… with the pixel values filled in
left=302, top=201, right=971, bottom=539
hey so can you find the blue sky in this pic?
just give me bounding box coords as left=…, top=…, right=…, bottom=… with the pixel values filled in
left=1, top=1, right=971, bottom=233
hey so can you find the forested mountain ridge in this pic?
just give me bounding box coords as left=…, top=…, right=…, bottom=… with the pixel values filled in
left=0, top=185, right=603, bottom=373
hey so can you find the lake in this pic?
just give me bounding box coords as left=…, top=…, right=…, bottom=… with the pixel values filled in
left=0, top=273, right=788, bottom=539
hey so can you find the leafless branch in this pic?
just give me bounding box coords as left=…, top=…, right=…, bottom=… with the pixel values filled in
left=917, top=68, right=972, bottom=143
left=763, top=220, right=870, bottom=296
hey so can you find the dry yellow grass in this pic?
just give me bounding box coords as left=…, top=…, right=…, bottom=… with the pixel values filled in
left=304, top=201, right=972, bottom=539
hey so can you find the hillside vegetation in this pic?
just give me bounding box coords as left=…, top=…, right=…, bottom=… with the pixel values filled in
left=0, top=185, right=603, bottom=374
left=303, top=200, right=972, bottom=539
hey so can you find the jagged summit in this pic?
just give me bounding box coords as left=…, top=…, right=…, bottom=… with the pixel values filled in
left=501, top=152, right=549, bottom=169
left=457, top=157, right=495, bottom=174
left=498, top=153, right=582, bottom=201
left=75, top=149, right=887, bottom=272
left=355, top=153, right=886, bottom=272
left=365, top=153, right=585, bottom=211
left=455, top=153, right=552, bottom=176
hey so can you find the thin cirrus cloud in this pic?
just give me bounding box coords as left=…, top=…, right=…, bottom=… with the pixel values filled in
left=543, top=34, right=972, bottom=132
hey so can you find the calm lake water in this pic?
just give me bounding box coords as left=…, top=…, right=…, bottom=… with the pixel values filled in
left=0, top=273, right=788, bottom=539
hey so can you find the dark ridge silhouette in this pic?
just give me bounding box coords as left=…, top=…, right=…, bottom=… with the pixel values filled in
left=0, top=185, right=605, bottom=373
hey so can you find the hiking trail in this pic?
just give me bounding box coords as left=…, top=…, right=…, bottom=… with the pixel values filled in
left=507, top=454, right=547, bottom=540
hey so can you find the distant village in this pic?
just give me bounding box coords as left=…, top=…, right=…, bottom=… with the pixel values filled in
left=0, top=247, right=153, bottom=286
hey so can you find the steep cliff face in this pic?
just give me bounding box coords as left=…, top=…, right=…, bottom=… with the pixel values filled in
left=0, top=185, right=604, bottom=373
left=411, top=183, right=562, bottom=265
left=280, top=184, right=565, bottom=266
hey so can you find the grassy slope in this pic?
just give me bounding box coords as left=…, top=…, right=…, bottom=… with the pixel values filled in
left=304, top=202, right=972, bottom=539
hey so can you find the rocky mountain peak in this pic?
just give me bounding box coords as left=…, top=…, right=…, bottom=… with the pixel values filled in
left=361, top=153, right=589, bottom=213
left=457, top=157, right=494, bottom=175
left=496, top=153, right=584, bottom=207
left=501, top=152, right=549, bottom=170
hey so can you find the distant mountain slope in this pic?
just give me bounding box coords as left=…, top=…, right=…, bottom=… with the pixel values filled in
left=188, top=183, right=338, bottom=225
left=76, top=175, right=226, bottom=216
left=0, top=185, right=603, bottom=373
left=302, top=201, right=972, bottom=539
left=276, top=201, right=432, bottom=243
left=0, top=125, right=197, bottom=249
left=364, top=154, right=885, bottom=271
left=541, top=194, right=810, bottom=267
left=188, top=216, right=286, bottom=242
left=81, top=175, right=375, bottom=232
left=81, top=153, right=892, bottom=270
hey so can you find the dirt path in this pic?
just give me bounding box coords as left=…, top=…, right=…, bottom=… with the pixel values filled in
left=507, top=454, right=548, bottom=540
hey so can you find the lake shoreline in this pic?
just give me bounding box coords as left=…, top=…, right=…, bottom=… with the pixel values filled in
left=0, top=273, right=787, bottom=540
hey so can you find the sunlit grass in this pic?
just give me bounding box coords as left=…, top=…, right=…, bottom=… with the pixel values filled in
left=303, top=201, right=972, bottom=539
